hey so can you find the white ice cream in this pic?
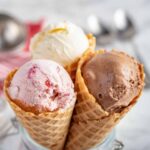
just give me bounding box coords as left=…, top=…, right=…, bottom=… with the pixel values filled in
left=30, top=21, right=89, bottom=66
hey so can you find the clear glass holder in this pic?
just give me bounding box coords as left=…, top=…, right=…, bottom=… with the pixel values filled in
left=19, top=125, right=124, bottom=150
left=0, top=98, right=17, bottom=139
left=0, top=98, right=124, bottom=150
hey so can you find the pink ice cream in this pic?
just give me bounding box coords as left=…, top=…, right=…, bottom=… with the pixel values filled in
left=8, top=59, right=76, bottom=113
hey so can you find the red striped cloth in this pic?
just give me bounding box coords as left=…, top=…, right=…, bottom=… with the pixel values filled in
left=0, top=20, right=43, bottom=96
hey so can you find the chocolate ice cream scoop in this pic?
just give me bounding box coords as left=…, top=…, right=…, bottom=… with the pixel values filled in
left=82, top=51, right=143, bottom=112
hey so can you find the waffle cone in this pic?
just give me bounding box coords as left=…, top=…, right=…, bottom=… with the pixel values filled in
left=65, top=34, right=96, bottom=82
left=4, top=70, right=75, bottom=150
left=65, top=50, right=144, bottom=150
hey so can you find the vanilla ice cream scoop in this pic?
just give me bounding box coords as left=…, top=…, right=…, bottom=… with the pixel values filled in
left=8, top=59, right=76, bottom=114
left=30, top=21, right=89, bottom=66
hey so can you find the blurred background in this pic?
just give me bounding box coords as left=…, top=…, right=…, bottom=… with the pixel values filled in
left=0, top=0, right=150, bottom=150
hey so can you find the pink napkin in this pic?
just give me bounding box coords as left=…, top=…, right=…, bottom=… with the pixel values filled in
left=0, top=19, right=43, bottom=96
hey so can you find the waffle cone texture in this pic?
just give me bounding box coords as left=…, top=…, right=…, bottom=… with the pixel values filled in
left=4, top=69, right=75, bottom=150
left=65, top=50, right=145, bottom=150
left=65, top=34, right=96, bottom=82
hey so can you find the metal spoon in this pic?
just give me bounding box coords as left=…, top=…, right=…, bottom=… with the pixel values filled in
left=0, top=13, right=27, bottom=52
left=114, top=9, right=150, bottom=89
left=86, top=14, right=114, bottom=45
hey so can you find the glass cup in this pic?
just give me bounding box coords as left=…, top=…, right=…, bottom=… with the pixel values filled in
left=0, top=97, right=17, bottom=135
left=19, top=125, right=124, bottom=150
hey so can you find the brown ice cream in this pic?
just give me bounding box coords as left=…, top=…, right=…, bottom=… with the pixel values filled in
left=82, top=50, right=143, bottom=112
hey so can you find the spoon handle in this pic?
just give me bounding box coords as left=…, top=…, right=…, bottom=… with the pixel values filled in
left=131, top=40, right=150, bottom=89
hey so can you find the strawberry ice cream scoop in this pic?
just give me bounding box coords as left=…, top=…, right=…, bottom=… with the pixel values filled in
left=8, top=59, right=76, bottom=114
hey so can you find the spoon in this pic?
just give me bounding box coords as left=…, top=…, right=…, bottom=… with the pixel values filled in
left=87, top=14, right=113, bottom=45
left=114, top=9, right=150, bottom=89
left=0, top=13, right=27, bottom=52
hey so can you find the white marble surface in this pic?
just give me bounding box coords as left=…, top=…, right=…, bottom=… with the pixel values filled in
left=0, top=0, right=150, bottom=150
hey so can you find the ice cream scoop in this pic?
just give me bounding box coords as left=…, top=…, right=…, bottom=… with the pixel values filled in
left=8, top=59, right=75, bottom=114
left=82, top=50, right=144, bottom=112
left=30, top=21, right=89, bottom=66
